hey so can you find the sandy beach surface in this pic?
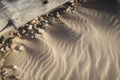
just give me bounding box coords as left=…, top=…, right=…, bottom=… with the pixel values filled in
left=0, top=1, right=120, bottom=80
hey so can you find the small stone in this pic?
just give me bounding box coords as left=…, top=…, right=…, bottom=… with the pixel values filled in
left=30, top=35, right=35, bottom=39
left=0, top=71, right=7, bottom=76
left=21, top=29, right=26, bottom=34
left=39, top=15, right=47, bottom=21
left=0, top=47, right=5, bottom=52
left=44, top=20, right=48, bottom=23
left=38, top=21, right=47, bottom=28
left=30, top=20, right=37, bottom=24
left=3, top=65, right=18, bottom=71
left=18, top=27, right=25, bottom=34
left=19, top=46, right=23, bottom=51
left=37, top=28, right=44, bottom=33
left=12, top=37, right=20, bottom=44
left=0, top=71, right=8, bottom=79
left=36, top=24, right=42, bottom=29
left=33, top=24, right=38, bottom=30
left=16, top=33, right=21, bottom=38
left=48, top=13, right=54, bottom=18
left=35, top=17, right=38, bottom=20
left=15, top=45, right=24, bottom=52
left=1, top=71, right=8, bottom=79
left=66, top=6, right=74, bottom=12
left=5, top=46, right=10, bottom=51
left=39, top=17, right=44, bottom=21
left=12, top=65, right=18, bottom=71
left=27, top=25, right=33, bottom=30
left=4, top=37, right=13, bottom=46
left=56, top=12, right=61, bottom=18
left=8, top=75, right=19, bottom=79
left=30, top=30, right=34, bottom=34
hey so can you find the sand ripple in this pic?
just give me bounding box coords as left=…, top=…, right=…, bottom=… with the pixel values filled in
left=4, top=2, right=120, bottom=80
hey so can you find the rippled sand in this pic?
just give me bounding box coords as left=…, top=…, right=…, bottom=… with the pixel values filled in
left=3, top=2, right=120, bottom=80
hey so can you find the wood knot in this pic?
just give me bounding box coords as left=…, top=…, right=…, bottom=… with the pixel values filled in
left=43, top=0, right=49, bottom=4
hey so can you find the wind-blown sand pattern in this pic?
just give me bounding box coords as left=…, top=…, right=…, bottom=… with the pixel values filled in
left=0, top=0, right=120, bottom=80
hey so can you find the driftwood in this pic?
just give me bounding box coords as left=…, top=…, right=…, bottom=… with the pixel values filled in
left=0, top=0, right=71, bottom=35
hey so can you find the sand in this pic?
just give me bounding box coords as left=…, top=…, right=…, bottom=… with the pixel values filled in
left=0, top=1, right=120, bottom=80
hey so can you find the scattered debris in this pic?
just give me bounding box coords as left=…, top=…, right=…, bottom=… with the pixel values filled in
left=0, top=1, right=77, bottom=79
left=0, top=0, right=76, bottom=53
left=8, top=75, right=19, bottom=80
left=0, top=65, right=20, bottom=80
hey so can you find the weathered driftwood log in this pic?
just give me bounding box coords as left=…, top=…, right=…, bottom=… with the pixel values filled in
left=0, top=0, right=116, bottom=35
left=0, top=0, right=73, bottom=35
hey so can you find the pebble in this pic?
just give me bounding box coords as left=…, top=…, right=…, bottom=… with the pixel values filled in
left=56, top=12, right=61, bottom=18
left=27, top=25, right=33, bottom=30
left=37, top=28, right=44, bottom=33
left=0, top=47, right=5, bottom=52
left=30, top=20, right=36, bottom=24
left=8, top=75, right=19, bottom=80
left=30, top=35, right=35, bottom=39
left=0, top=70, right=19, bottom=80
left=12, top=65, right=18, bottom=71
left=5, top=46, right=10, bottom=51
left=14, top=45, right=24, bottom=52
left=0, top=71, right=7, bottom=76
left=2, top=65, right=18, bottom=71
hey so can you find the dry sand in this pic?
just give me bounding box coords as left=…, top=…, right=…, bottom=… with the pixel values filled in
left=1, top=1, right=120, bottom=80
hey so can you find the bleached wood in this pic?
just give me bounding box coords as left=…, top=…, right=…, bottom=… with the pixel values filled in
left=0, top=0, right=70, bottom=34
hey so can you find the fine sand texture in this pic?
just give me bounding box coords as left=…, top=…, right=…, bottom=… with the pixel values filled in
left=1, top=1, right=120, bottom=80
